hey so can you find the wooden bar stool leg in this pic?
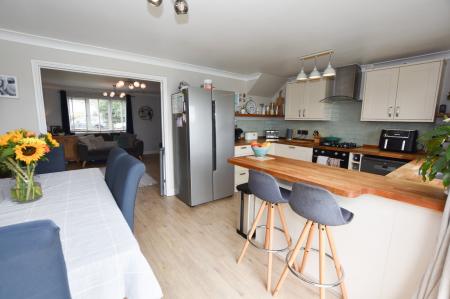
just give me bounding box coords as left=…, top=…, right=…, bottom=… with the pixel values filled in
left=276, top=204, right=291, bottom=246
left=319, top=224, right=326, bottom=299
left=267, top=204, right=274, bottom=291
left=237, top=201, right=267, bottom=264
left=325, top=226, right=348, bottom=299
left=272, top=220, right=313, bottom=296
left=298, top=223, right=315, bottom=273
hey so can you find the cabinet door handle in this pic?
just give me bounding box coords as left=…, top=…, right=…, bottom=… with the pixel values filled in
left=239, top=173, right=246, bottom=176
left=240, top=146, right=247, bottom=149
left=298, top=109, right=301, bottom=117
left=395, top=106, right=400, bottom=117
left=289, top=146, right=296, bottom=149
left=303, top=109, right=306, bottom=117
left=388, top=106, right=393, bottom=117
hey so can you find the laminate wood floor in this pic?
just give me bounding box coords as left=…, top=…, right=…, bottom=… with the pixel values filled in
left=133, top=184, right=340, bottom=299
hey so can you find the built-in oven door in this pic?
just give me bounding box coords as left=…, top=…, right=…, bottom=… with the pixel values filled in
left=312, top=148, right=349, bottom=169
left=360, top=155, right=408, bottom=176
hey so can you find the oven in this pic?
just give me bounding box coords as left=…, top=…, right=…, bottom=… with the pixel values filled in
left=312, top=148, right=349, bottom=169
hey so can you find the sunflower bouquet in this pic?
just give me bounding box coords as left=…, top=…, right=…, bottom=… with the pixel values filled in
left=0, top=129, right=59, bottom=202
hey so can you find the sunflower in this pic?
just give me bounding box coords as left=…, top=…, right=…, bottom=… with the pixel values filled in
left=46, top=133, right=59, bottom=147
left=14, top=138, right=47, bottom=165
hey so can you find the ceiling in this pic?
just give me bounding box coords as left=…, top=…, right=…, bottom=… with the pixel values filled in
left=1, top=0, right=449, bottom=77
left=41, top=69, right=161, bottom=95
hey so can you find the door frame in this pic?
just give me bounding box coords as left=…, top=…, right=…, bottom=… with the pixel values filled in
left=30, top=59, right=173, bottom=196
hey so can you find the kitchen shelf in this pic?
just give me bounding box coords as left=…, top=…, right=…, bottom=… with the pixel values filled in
left=235, top=113, right=284, bottom=118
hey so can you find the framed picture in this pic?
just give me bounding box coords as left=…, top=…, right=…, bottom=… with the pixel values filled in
left=0, top=75, right=18, bottom=98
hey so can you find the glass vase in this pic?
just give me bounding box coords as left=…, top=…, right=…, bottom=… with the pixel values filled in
left=10, top=173, right=42, bottom=203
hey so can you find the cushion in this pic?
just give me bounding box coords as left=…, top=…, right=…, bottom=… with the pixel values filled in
left=78, top=135, right=96, bottom=150
left=118, top=133, right=136, bottom=148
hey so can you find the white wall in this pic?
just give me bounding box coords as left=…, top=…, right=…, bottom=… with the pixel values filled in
left=0, top=39, right=247, bottom=196
left=132, top=93, right=162, bottom=154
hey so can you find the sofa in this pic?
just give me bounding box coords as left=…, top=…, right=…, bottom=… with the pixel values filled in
left=77, top=133, right=143, bottom=167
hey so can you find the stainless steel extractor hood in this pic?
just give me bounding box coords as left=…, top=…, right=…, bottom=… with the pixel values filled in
left=321, top=64, right=361, bottom=103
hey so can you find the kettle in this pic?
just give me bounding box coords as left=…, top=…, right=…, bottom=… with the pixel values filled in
left=286, top=129, right=293, bottom=140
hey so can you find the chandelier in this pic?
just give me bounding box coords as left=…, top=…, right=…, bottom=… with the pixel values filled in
left=102, top=85, right=126, bottom=99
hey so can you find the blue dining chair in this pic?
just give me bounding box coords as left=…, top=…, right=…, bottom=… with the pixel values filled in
left=35, top=145, right=66, bottom=174
left=111, top=154, right=145, bottom=231
left=105, top=147, right=128, bottom=189
left=0, top=220, right=72, bottom=299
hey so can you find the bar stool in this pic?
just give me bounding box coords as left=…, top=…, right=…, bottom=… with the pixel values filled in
left=273, top=182, right=353, bottom=299
left=236, top=183, right=253, bottom=238
left=237, top=170, right=292, bottom=291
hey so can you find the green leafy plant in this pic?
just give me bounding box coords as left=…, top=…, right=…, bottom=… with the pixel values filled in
left=419, top=119, right=450, bottom=187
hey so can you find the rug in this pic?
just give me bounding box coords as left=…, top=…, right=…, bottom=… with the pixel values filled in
left=99, top=167, right=158, bottom=187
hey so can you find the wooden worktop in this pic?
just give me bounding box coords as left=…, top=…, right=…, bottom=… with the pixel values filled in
left=228, top=155, right=445, bottom=211
left=235, top=138, right=424, bottom=161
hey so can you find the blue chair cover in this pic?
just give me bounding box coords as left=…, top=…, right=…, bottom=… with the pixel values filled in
left=111, top=154, right=145, bottom=230
left=35, top=145, right=66, bottom=174
left=289, top=182, right=354, bottom=226
left=0, top=220, right=71, bottom=299
left=105, top=147, right=127, bottom=189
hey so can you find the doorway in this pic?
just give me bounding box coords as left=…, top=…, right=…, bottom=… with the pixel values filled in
left=31, top=61, right=170, bottom=195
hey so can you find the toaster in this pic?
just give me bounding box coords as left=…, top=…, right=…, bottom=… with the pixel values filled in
left=264, top=130, right=280, bottom=140
left=379, top=129, right=418, bottom=153
left=244, top=131, right=258, bottom=141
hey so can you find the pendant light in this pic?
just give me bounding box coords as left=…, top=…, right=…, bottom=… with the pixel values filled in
left=308, top=56, right=322, bottom=80
left=296, top=59, right=308, bottom=81
left=147, top=0, right=163, bottom=7
left=174, top=0, right=188, bottom=15
left=322, top=53, right=336, bottom=77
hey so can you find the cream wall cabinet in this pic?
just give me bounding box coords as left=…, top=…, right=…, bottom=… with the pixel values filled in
left=361, top=60, right=443, bottom=122
left=285, top=79, right=331, bottom=121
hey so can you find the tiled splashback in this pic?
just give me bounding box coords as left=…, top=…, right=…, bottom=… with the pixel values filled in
left=236, top=102, right=436, bottom=145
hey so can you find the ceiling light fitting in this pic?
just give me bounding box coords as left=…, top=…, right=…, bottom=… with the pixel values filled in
left=296, top=50, right=336, bottom=81
left=102, top=84, right=127, bottom=99
left=147, top=0, right=189, bottom=15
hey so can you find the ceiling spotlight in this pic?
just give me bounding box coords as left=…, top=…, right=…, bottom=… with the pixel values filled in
left=119, top=92, right=126, bottom=98
left=117, top=80, right=125, bottom=88
left=309, top=57, right=322, bottom=80
left=322, top=53, right=336, bottom=77
left=110, top=91, right=115, bottom=98
left=128, top=83, right=135, bottom=90
left=147, top=0, right=162, bottom=7
left=296, top=59, right=308, bottom=81
left=133, top=81, right=140, bottom=88
left=102, top=91, right=108, bottom=97
left=174, top=0, right=188, bottom=15
left=140, top=83, right=146, bottom=89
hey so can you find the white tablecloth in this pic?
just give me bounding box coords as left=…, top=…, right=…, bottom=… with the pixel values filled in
left=0, top=168, right=163, bottom=299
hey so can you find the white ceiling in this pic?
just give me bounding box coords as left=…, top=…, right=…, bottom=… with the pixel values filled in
left=41, top=69, right=161, bottom=95
left=1, top=0, right=449, bottom=77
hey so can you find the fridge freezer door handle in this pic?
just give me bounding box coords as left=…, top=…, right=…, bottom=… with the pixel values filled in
left=212, top=100, right=217, bottom=171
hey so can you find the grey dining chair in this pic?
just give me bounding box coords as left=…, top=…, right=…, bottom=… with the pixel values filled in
left=110, top=154, right=145, bottom=231
left=0, top=219, right=72, bottom=299
left=105, top=147, right=128, bottom=189
left=35, top=145, right=66, bottom=174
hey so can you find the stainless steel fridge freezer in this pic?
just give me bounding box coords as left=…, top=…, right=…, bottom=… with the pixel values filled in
left=172, top=87, right=235, bottom=206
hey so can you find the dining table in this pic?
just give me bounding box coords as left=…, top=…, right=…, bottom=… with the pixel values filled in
left=0, top=168, right=163, bottom=299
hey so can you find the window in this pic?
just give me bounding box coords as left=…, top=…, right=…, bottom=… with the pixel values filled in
left=68, top=97, right=127, bottom=132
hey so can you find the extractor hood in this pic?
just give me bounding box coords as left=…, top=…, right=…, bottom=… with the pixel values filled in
left=321, top=64, right=361, bottom=103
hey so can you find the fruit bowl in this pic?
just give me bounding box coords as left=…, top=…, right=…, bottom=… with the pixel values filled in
left=251, top=141, right=271, bottom=157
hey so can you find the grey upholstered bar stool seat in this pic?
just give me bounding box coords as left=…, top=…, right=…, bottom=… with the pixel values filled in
left=237, top=170, right=293, bottom=292
left=273, top=182, right=353, bottom=299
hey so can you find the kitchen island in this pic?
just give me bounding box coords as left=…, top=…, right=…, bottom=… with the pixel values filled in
left=228, top=155, right=444, bottom=298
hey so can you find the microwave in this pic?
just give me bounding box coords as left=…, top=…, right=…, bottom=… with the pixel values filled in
left=379, top=129, right=418, bottom=153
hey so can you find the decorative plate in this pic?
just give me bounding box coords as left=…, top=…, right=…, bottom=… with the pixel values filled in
left=245, top=100, right=257, bottom=114
left=138, top=106, right=153, bottom=120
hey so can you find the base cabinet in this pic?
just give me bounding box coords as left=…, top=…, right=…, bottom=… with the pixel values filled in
left=272, top=144, right=313, bottom=161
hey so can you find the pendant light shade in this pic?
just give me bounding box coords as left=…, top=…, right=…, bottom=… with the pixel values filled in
left=322, top=62, right=336, bottom=77
left=174, top=0, right=188, bottom=15
left=147, top=0, right=162, bottom=7
left=296, top=68, right=308, bottom=81
left=309, top=66, right=321, bottom=80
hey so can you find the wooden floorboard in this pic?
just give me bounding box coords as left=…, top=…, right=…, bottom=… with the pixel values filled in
left=134, top=184, right=340, bottom=299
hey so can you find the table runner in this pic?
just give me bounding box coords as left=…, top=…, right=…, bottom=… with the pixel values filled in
left=0, top=168, right=163, bottom=299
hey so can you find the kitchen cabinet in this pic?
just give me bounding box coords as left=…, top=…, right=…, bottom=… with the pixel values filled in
left=234, top=145, right=252, bottom=190
left=285, top=79, right=331, bottom=121
left=361, top=60, right=443, bottom=122
left=272, top=144, right=313, bottom=161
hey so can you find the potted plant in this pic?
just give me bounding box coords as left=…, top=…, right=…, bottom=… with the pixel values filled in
left=0, top=129, right=59, bottom=202
left=419, top=119, right=450, bottom=189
